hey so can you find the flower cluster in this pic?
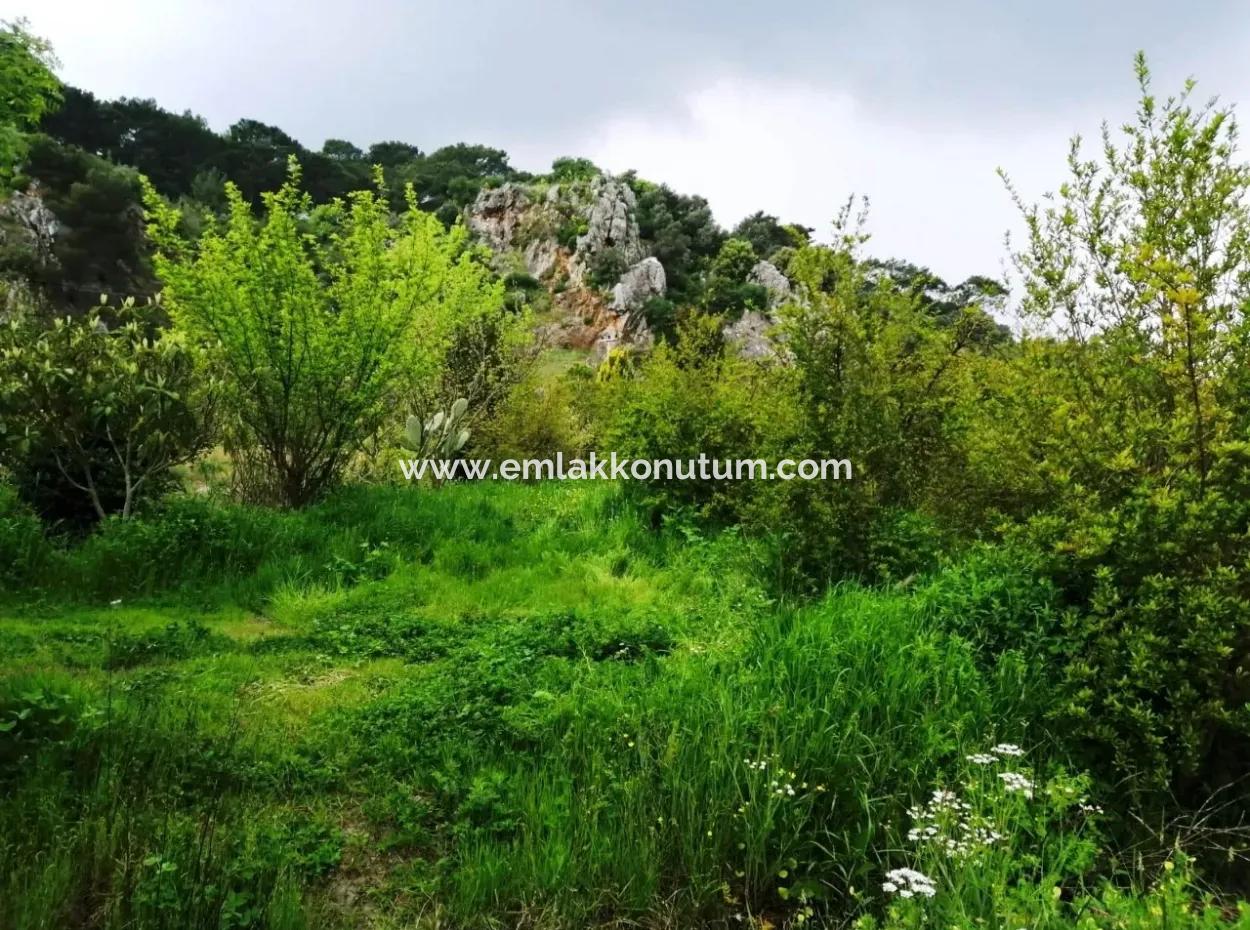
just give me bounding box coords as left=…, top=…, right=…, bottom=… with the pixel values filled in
left=905, top=787, right=1003, bottom=858
left=966, top=743, right=1024, bottom=765
left=997, top=771, right=1035, bottom=798
left=882, top=868, right=936, bottom=898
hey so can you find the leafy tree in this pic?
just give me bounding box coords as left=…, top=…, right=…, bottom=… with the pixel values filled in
left=703, top=237, right=767, bottom=317
left=0, top=19, right=61, bottom=185
left=366, top=140, right=421, bottom=168
left=0, top=296, right=214, bottom=522
left=145, top=159, right=504, bottom=507
left=625, top=173, right=725, bottom=304
left=321, top=138, right=365, bottom=162
left=865, top=258, right=1010, bottom=345
left=395, top=143, right=516, bottom=222
left=42, top=90, right=225, bottom=199
left=105, top=98, right=222, bottom=197
left=995, top=55, right=1250, bottom=798
left=549, top=157, right=599, bottom=182
left=731, top=210, right=810, bottom=260
left=220, top=119, right=303, bottom=201
left=5, top=134, right=155, bottom=311
left=771, top=205, right=974, bottom=582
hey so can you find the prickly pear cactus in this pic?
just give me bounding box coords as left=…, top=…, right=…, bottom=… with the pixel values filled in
left=403, top=398, right=472, bottom=459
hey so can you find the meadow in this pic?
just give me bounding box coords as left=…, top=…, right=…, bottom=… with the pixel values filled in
left=2, top=481, right=1243, bottom=929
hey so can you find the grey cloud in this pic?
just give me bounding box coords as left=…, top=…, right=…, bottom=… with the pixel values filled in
left=18, top=0, right=1250, bottom=156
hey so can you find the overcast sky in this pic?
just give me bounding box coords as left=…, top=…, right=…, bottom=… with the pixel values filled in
left=8, top=0, right=1250, bottom=282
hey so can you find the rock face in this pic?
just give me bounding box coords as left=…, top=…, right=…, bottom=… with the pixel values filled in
left=610, top=257, right=666, bottom=313
left=464, top=183, right=531, bottom=254
left=593, top=309, right=654, bottom=362
left=723, top=310, right=779, bottom=360
left=523, top=237, right=560, bottom=281
left=464, top=174, right=658, bottom=358
left=748, top=260, right=790, bottom=308
left=0, top=188, right=60, bottom=270
left=572, top=175, right=643, bottom=276
left=721, top=261, right=791, bottom=359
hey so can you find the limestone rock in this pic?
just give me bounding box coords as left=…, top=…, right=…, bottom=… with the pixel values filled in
left=464, top=183, right=531, bottom=254
left=465, top=173, right=659, bottom=357
left=569, top=175, right=644, bottom=286
left=576, top=175, right=642, bottom=263
left=0, top=188, right=60, bottom=269
left=748, top=260, right=791, bottom=308
left=610, top=256, right=666, bottom=313
left=724, top=310, right=779, bottom=360
left=523, top=237, right=560, bottom=280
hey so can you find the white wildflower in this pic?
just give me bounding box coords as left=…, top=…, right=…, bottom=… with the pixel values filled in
left=998, top=772, right=1034, bottom=798
left=992, top=743, right=1024, bottom=758
left=884, top=868, right=936, bottom=899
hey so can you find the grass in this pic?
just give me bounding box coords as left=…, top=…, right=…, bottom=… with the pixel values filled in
left=0, top=481, right=1239, bottom=928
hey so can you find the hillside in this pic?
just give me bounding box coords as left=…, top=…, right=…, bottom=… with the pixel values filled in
left=3, top=20, right=1250, bottom=930
left=2, top=85, right=1007, bottom=363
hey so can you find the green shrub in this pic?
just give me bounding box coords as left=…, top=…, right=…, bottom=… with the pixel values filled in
left=0, top=485, right=52, bottom=586
left=602, top=315, right=799, bottom=524
left=476, top=371, right=592, bottom=462
left=703, top=237, right=764, bottom=317
left=918, top=544, right=1063, bottom=661
left=0, top=297, right=215, bottom=524
left=548, top=157, right=600, bottom=183
left=556, top=217, right=588, bottom=250
left=586, top=246, right=629, bottom=289
left=640, top=295, right=677, bottom=340
left=987, top=59, right=1250, bottom=803
left=145, top=159, right=503, bottom=507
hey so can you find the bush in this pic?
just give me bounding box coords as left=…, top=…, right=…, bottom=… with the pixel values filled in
left=917, top=544, right=1063, bottom=662
left=605, top=220, right=977, bottom=586
left=640, top=296, right=677, bottom=340
left=0, top=296, right=214, bottom=524
left=985, top=59, right=1250, bottom=803
left=475, top=371, right=592, bottom=462
left=585, top=246, right=629, bottom=289
left=146, top=159, right=503, bottom=507
left=0, top=485, right=52, bottom=586
left=703, top=237, right=764, bottom=317
left=602, top=315, right=799, bottom=524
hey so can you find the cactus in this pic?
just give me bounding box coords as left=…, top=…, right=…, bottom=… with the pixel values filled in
left=404, top=397, right=471, bottom=460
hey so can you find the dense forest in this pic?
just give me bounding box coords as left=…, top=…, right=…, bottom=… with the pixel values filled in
left=3, top=17, right=1250, bottom=930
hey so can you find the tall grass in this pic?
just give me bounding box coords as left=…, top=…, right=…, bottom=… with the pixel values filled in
left=0, top=481, right=1242, bottom=928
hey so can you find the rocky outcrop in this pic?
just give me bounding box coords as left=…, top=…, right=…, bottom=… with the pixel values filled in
left=723, top=310, right=779, bottom=360
left=571, top=175, right=643, bottom=280
left=464, top=183, right=531, bottom=254
left=464, top=173, right=657, bottom=357
left=610, top=257, right=665, bottom=313
left=720, top=262, right=791, bottom=359
left=0, top=188, right=60, bottom=271
left=523, top=237, right=560, bottom=280
left=465, top=174, right=645, bottom=284
left=748, top=260, right=790, bottom=308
